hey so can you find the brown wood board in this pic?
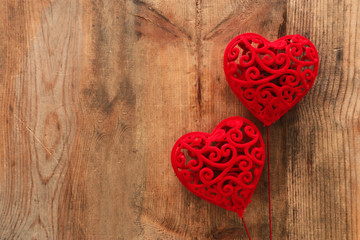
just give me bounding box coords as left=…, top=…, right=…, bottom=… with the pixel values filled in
left=0, top=0, right=359, bottom=239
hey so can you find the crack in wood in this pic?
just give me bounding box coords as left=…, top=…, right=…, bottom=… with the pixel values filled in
left=278, top=9, right=287, bottom=38
left=132, top=0, right=192, bottom=40
left=131, top=13, right=180, bottom=38
left=13, top=114, right=53, bottom=158
left=195, top=0, right=202, bottom=114
left=203, top=12, right=236, bottom=41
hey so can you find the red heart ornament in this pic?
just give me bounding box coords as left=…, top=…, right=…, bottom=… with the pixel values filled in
left=171, top=117, right=265, bottom=217
left=223, top=33, right=319, bottom=126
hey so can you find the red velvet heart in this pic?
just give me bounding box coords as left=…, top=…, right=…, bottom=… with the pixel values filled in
left=223, top=33, right=319, bottom=126
left=171, top=117, right=265, bottom=217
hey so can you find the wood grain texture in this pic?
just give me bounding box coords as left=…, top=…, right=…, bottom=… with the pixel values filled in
left=0, top=0, right=358, bottom=239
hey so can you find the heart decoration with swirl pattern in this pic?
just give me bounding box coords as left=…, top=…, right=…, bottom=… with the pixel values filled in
left=224, top=33, right=319, bottom=126
left=171, top=117, right=265, bottom=217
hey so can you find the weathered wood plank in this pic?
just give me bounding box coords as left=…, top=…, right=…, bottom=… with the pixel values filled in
left=0, top=0, right=83, bottom=239
left=284, top=0, right=360, bottom=239
left=0, top=0, right=358, bottom=239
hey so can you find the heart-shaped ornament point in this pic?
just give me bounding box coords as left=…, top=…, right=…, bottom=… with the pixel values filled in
left=224, top=33, right=319, bottom=126
left=171, top=117, right=265, bottom=217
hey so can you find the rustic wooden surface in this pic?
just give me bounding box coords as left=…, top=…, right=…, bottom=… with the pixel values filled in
left=0, top=0, right=359, bottom=239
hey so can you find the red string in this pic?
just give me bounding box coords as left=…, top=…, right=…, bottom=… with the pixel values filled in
left=267, top=126, right=272, bottom=240
left=242, top=217, right=251, bottom=240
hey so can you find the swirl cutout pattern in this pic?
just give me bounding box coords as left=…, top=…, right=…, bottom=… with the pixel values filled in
left=224, top=33, right=319, bottom=126
left=171, top=117, right=265, bottom=217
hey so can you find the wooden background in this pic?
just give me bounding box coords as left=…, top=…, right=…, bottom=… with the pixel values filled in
left=0, top=0, right=359, bottom=239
